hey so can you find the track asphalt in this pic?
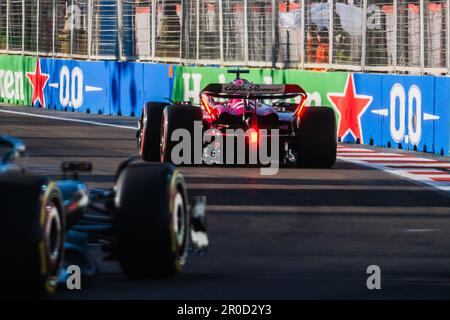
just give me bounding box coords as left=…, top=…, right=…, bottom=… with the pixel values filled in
left=1, top=105, right=450, bottom=299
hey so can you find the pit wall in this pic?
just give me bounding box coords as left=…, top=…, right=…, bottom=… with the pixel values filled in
left=0, top=54, right=449, bottom=156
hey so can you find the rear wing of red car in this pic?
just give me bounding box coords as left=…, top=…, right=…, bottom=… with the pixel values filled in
left=201, top=83, right=307, bottom=100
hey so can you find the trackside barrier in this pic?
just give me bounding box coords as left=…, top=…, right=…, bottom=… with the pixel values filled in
left=40, top=58, right=174, bottom=116
left=0, top=54, right=449, bottom=156
left=0, top=55, right=37, bottom=106
left=0, top=55, right=174, bottom=117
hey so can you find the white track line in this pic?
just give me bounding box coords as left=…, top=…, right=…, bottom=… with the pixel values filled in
left=380, top=163, right=450, bottom=167
left=337, top=148, right=374, bottom=152
left=405, top=169, right=446, bottom=173
left=392, top=172, right=450, bottom=181
left=0, top=109, right=137, bottom=130
left=338, top=150, right=450, bottom=194
left=337, top=152, right=407, bottom=157
left=338, top=157, right=434, bottom=161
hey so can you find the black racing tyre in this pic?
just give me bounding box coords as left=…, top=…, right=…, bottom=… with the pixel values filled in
left=0, top=175, right=65, bottom=299
left=138, top=102, right=169, bottom=162
left=115, top=162, right=190, bottom=277
left=160, top=105, right=203, bottom=165
left=114, top=155, right=142, bottom=183
left=296, top=107, right=337, bottom=168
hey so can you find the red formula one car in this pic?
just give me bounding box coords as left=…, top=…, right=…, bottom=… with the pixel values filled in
left=138, top=70, right=337, bottom=168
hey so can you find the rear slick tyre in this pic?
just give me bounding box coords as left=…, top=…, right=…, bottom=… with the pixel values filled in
left=296, top=107, right=337, bottom=168
left=160, top=105, right=203, bottom=165
left=139, top=102, right=169, bottom=162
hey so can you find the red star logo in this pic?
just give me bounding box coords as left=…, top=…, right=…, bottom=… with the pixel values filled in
left=327, top=74, right=372, bottom=143
left=26, top=59, right=49, bottom=108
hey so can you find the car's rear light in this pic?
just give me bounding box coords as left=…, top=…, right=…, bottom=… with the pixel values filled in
left=200, top=94, right=212, bottom=115
left=294, top=96, right=307, bottom=117
left=250, top=131, right=258, bottom=144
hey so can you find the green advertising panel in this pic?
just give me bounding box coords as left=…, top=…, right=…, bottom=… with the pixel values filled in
left=172, top=66, right=273, bottom=104
left=0, top=54, right=37, bottom=106
left=277, top=69, right=349, bottom=106
left=172, top=66, right=349, bottom=109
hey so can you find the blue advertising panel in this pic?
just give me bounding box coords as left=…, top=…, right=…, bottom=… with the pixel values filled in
left=119, top=62, right=173, bottom=117
left=434, top=77, right=450, bottom=155
left=355, top=72, right=438, bottom=153
left=41, top=58, right=114, bottom=115
left=39, top=58, right=173, bottom=117
left=352, top=73, right=383, bottom=146
left=380, top=74, right=435, bottom=153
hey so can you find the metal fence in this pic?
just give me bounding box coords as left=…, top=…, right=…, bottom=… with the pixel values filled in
left=0, top=0, right=449, bottom=74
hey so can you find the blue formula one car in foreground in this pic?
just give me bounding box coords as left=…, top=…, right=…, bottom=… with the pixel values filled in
left=0, top=135, right=208, bottom=299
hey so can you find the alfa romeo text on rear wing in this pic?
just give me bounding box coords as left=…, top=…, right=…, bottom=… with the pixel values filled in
left=201, top=84, right=307, bottom=100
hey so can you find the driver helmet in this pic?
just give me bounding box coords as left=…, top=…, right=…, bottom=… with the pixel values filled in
left=229, top=78, right=256, bottom=110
